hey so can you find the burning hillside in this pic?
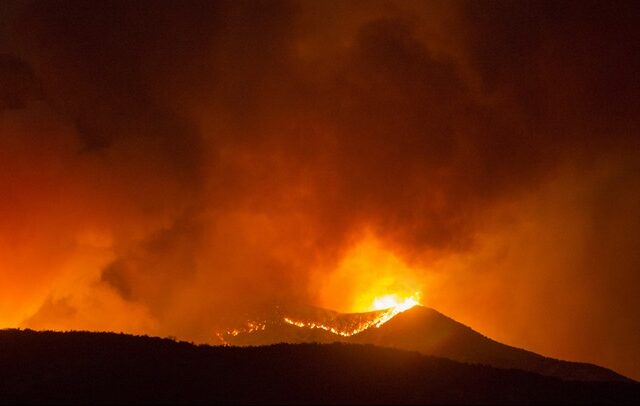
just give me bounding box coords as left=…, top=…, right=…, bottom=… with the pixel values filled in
left=215, top=294, right=420, bottom=344
left=1, top=0, right=639, bottom=382
left=215, top=303, right=630, bottom=383
left=283, top=296, right=419, bottom=337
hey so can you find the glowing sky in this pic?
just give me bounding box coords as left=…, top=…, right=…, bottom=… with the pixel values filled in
left=0, top=0, right=639, bottom=379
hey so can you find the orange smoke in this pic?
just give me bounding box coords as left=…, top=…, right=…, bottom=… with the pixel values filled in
left=0, top=0, right=639, bottom=381
left=314, top=233, right=425, bottom=314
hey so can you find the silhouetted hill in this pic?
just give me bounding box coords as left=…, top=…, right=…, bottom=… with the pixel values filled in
left=0, top=329, right=638, bottom=404
left=353, top=307, right=629, bottom=382
left=222, top=305, right=629, bottom=382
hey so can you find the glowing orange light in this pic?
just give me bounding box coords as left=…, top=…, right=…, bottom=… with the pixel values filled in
left=314, top=233, right=424, bottom=314
left=373, top=294, right=420, bottom=311
left=282, top=293, right=421, bottom=337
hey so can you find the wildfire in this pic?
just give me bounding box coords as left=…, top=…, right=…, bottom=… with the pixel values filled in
left=314, top=233, right=426, bottom=315
left=216, top=321, right=266, bottom=345
left=282, top=317, right=361, bottom=337
left=214, top=291, right=422, bottom=344
left=372, top=294, right=419, bottom=312
left=283, top=294, right=420, bottom=337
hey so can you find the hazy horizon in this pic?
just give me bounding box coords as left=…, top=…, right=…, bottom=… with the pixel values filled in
left=1, top=0, right=638, bottom=380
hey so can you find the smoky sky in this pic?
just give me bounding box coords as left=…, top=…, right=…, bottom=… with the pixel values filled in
left=1, top=0, right=639, bottom=379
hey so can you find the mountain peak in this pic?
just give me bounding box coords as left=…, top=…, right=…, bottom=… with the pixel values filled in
left=217, top=304, right=631, bottom=382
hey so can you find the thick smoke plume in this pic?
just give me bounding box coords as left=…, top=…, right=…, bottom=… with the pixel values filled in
left=0, top=1, right=638, bottom=378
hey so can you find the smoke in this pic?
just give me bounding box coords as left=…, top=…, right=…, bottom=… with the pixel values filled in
left=1, top=0, right=638, bottom=378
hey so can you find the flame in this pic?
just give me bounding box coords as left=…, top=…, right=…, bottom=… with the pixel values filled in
left=283, top=293, right=420, bottom=337
left=377, top=295, right=420, bottom=313
left=283, top=317, right=361, bottom=337
left=314, top=233, right=425, bottom=314
left=215, top=233, right=425, bottom=343
left=215, top=293, right=421, bottom=343
left=371, top=294, right=418, bottom=311
left=215, top=321, right=267, bottom=345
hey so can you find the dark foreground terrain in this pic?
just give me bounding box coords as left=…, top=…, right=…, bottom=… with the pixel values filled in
left=0, top=330, right=637, bottom=404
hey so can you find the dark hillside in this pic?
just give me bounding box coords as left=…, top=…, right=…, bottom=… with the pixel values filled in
left=0, top=330, right=638, bottom=404
left=352, top=307, right=629, bottom=382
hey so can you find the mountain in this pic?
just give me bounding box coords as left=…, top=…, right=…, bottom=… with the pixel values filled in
left=219, top=305, right=630, bottom=382
left=352, top=307, right=628, bottom=382
left=0, top=329, right=638, bottom=404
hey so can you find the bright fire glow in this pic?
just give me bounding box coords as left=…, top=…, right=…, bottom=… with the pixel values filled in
left=215, top=293, right=421, bottom=343
left=283, top=293, right=421, bottom=337
left=372, top=294, right=418, bottom=311
left=214, top=233, right=425, bottom=343
left=314, top=233, right=425, bottom=314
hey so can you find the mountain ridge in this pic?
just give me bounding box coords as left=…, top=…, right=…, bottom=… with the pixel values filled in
left=220, top=305, right=630, bottom=382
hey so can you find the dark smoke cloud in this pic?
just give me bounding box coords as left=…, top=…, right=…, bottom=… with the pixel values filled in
left=0, top=54, right=40, bottom=110
left=1, top=0, right=639, bottom=378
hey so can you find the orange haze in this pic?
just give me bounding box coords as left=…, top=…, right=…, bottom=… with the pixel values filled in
left=0, top=0, right=639, bottom=380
